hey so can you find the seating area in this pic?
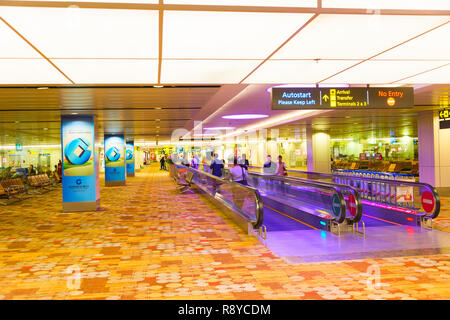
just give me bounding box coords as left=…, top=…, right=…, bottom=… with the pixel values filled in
left=0, top=173, right=60, bottom=205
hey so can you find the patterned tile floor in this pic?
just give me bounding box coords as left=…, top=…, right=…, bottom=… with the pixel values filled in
left=0, top=164, right=449, bottom=300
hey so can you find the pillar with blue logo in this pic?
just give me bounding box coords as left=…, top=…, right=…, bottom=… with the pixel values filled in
left=126, top=138, right=135, bottom=177
left=104, top=133, right=126, bottom=186
left=61, top=115, right=100, bottom=212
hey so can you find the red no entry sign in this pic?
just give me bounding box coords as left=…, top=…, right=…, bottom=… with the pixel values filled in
left=348, top=194, right=357, bottom=217
left=421, top=191, right=435, bottom=213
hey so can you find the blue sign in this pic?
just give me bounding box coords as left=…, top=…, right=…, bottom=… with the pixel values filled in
left=104, top=134, right=126, bottom=182
left=61, top=115, right=97, bottom=203
left=126, top=139, right=135, bottom=175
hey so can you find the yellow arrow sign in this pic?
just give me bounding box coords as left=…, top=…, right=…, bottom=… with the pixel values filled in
left=323, top=94, right=329, bottom=102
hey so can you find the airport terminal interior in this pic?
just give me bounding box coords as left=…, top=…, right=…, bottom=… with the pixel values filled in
left=0, top=1, right=449, bottom=300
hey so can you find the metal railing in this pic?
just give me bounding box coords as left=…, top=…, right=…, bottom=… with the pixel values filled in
left=171, top=164, right=264, bottom=229
left=249, top=166, right=440, bottom=220
left=201, top=164, right=349, bottom=224
left=244, top=171, right=348, bottom=224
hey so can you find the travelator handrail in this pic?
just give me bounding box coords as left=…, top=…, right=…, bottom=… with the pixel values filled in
left=202, top=164, right=348, bottom=224
left=249, top=166, right=440, bottom=220
left=172, top=164, right=264, bottom=229
left=257, top=173, right=363, bottom=223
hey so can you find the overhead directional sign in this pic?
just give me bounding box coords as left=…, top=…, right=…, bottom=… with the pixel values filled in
left=439, top=108, right=449, bottom=120
left=271, top=87, right=414, bottom=110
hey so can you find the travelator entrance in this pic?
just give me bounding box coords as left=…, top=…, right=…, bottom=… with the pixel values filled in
left=170, top=164, right=450, bottom=263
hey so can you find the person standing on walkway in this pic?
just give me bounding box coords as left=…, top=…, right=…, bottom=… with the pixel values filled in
left=210, top=153, right=224, bottom=194
left=229, top=158, right=249, bottom=209
left=210, top=153, right=224, bottom=178
left=276, top=155, right=287, bottom=194
left=241, top=153, right=249, bottom=170
left=190, top=154, right=199, bottom=169
left=276, top=155, right=287, bottom=176
left=263, top=155, right=276, bottom=175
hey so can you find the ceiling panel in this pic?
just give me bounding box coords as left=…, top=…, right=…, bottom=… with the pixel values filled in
left=23, top=0, right=159, bottom=3
left=161, top=59, right=261, bottom=83
left=395, top=64, right=450, bottom=84
left=163, top=0, right=317, bottom=6
left=244, top=59, right=357, bottom=83
left=322, top=0, right=450, bottom=10
left=323, top=60, right=448, bottom=84
left=0, top=20, right=39, bottom=58
left=163, top=11, right=313, bottom=59
left=0, top=7, right=159, bottom=58
left=272, top=14, right=450, bottom=60
left=0, top=59, right=70, bottom=84
left=53, top=59, right=158, bottom=84
left=376, top=22, right=450, bottom=60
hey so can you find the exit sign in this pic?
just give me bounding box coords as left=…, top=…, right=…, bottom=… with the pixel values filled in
left=15, top=144, right=22, bottom=151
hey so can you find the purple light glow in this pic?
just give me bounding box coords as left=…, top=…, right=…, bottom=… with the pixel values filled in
left=222, top=114, right=269, bottom=120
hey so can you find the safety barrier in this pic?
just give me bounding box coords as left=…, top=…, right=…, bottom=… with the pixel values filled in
left=246, top=171, right=348, bottom=225
left=170, top=164, right=264, bottom=229
left=249, top=166, right=440, bottom=220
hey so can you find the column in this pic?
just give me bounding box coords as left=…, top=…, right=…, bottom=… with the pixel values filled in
left=418, top=110, right=450, bottom=188
left=104, top=133, right=126, bottom=186
left=306, top=126, right=331, bottom=173
left=61, top=115, right=100, bottom=212
left=126, top=138, right=135, bottom=177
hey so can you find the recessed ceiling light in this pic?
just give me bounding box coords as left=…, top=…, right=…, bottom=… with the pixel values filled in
left=37, top=87, right=48, bottom=90
left=155, top=119, right=160, bottom=121
left=43, top=128, right=48, bottom=130
left=71, top=112, right=79, bottom=115
left=222, top=114, right=269, bottom=120
left=154, top=107, right=162, bottom=109
left=153, top=85, right=164, bottom=88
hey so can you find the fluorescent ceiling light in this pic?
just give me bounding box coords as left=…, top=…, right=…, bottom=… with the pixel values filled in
left=161, top=59, right=260, bottom=83
left=322, top=0, right=450, bottom=10
left=0, top=7, right=159, bottom=58
left=376, top=22, right=450, bottom=60
left=164, top=0, right=317, bottom=6
left=0, top=59, right=70, bottom=84
left=246, top=60, right=356, bottom=83
left=323, top=60, right=446, bottom=84
left=52, top=59, right=158, bottom=83
left=204, top=127, right=235, bottom=130
left=394, top=64, right=450, bottom=84
left=272, top=14, right=450, bottom=60
left=163, top=11, right=313, bottom=59
left=266, top=83, right=350, bottom=92
left=193, top=133, right=216, bottom=136
left=222, top=114, right=269, bottom=120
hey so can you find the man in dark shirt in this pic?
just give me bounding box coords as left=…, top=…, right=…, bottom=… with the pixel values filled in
left=210, top=153, right=224, bottom=177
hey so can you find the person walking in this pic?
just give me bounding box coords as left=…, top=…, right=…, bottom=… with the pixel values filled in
left=160, top=155, right=165, bottom=170
left=57, top=160, right=62, bottom=177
